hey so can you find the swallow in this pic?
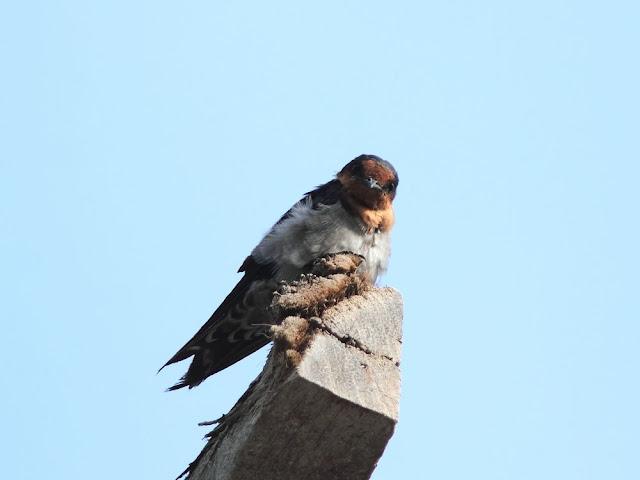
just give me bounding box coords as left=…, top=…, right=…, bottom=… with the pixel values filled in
left=161, top=154, right=399, bottom=390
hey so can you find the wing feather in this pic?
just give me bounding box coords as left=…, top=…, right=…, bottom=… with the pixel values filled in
left=162, top=180, right=343, bottom=389
left=160, top=257, right=274, bottom=375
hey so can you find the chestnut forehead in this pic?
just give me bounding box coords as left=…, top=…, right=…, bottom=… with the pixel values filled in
left=360, top=159, right=398, bottom=184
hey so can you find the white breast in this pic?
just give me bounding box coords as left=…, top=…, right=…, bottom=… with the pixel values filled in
left=252, top=199, right=392, bottom=283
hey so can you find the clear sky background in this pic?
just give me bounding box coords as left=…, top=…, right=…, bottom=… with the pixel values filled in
left=1, top=1, right=638, bottom=479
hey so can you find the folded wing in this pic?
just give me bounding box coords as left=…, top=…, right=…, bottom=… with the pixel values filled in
left=161, top=257, right=277, bottom=390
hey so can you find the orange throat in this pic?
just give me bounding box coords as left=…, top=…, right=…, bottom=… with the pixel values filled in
left=359, top=206, right=394, bottom=232
left=337, top=172, right=396, bottom=233
left=343, top=198, right=394, bottom=232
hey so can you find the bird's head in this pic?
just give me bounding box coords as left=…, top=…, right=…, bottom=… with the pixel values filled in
left=337, top=154, right=399, bottom=210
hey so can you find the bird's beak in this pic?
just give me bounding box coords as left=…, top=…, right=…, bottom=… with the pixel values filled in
left=366, top=177, right=383, bottom=190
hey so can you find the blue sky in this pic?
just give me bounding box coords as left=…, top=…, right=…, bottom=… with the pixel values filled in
left=1, top=1, right=638, bottom=479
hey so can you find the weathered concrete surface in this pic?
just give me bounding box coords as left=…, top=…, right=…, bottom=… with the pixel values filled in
left=182, top=256, right=403, bottom=480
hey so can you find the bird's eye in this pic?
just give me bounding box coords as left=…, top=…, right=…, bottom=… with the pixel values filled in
left=385, top=183, right=395, bottom=193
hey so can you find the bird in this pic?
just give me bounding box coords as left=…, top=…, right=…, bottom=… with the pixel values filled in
left=161, top=154, right=399, bottom=390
